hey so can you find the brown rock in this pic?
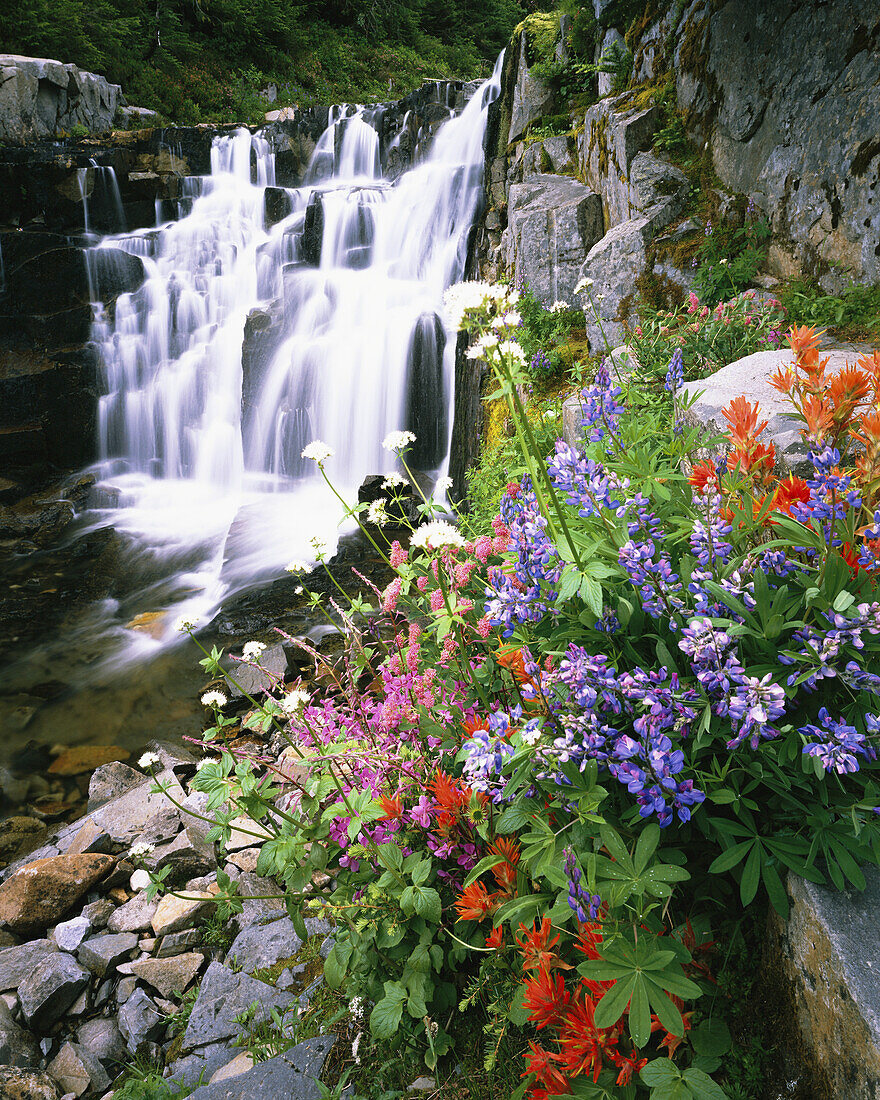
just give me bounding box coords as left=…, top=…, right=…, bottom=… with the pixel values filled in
left=151, top=892, right=215, bottom=936
left=0, top=1067, right=61, bottom=1099
left=128, top=952, right=204, bottom=999
left=0, top=854, right=116, bottom=935
left=47, top=746, right=130, bottom=776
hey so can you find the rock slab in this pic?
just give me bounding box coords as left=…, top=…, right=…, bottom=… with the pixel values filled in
left=0, top=854, right=115, bottom=935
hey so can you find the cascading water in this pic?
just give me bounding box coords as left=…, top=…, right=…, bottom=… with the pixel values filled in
left=82, top=56, right=503, bottom=665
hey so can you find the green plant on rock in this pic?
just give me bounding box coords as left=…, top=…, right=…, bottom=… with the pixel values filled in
left=693, top=208, right=772, bottom=306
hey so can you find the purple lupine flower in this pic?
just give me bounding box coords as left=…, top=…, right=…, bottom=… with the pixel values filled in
left=800, top=708, right=870, bottom=774
left=665, top=348, right=684, bottom=394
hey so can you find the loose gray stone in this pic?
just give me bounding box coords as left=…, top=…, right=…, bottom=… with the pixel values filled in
left=106, top=892, right=159, bottom=934
left=128, top=952, right=204, bottom=1000
left=224, top=644, right=288, bottom=700
left=75, top=1017, right=128, bottom=1067
left=118, top=988, right=166, bottom=1052
left=77, top=932, right=138, bottom=977
left=115, top=976, right=138, bottom=1004
left=228, top=917, right=301, bottom=975
left=183, top=962, right=294, bottom=1049
left=19, top=953, right=90, bottom=1031
left=186, top=1036, right=335, bottom=1100
left=169, top=1041, right=240, bottom=1088
left=0, top=940, right=58, bottom=991
left=87, top=763, right=146, bottom=811
left=47, top=1040, right=110, bottom=1098
left=52, top=917, right=91, bottom=953
left=579, top=215, right=652, bottom=349
left=80, top=900, right=115, bottom=930
left=156, top=928, right=202, bottom=957
left=90, top=771, right=186, bottom=847
left=0, top=998, right=40, bottom=1067
left=228, top=874, right=285, bottom=936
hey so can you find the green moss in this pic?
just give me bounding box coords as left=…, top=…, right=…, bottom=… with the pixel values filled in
left=515, top=12, right=561, bottom=65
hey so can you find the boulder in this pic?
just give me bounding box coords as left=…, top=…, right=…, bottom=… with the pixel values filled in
left=117, top=987, right=166, bottom=1052
left=509, top=35, right=556, bottom=144
left=227, top=916, right=302, bottom=975
left=224, top=644, right=288, bottom=700
left=86, top=762, right=145, bottom=810
left=0, top=941, right=57, bottom=991
left=128, top=952, right=204, bottom=1000
left=46, top=1041, right=110, bottom=1098
left=76, top=931, right=138, bottom=977
left=182, top=961, right=294, bottom=1050
left=0, top=1068, right=61, bottom=1100
left=90, top=769, right=186, bottom=846
left=503, top=175, right=604, bottom=307
left=0, top=854, right=115, bottom=935
left=106, top=890, right=159, bottom=934
left=0, top=999, right=40, bottom=1068
left=185, top=1036, right=335, bottom=1100
left=18, top=953, right=90, bottom=1031
left=228, top=873, right=285, bottom=936
left=151, top=891, right=215, bottom=937
left=679, top=346, right=863, bottom=474
left=0, top=55, right=121, bottom=144
left=156, top=928, right=202, bottom=957
left=52, top=915, right=91, bottom=953
left=578, top=216, right=652, bottom=349
left=74, top=1016, right=128, bottom=1067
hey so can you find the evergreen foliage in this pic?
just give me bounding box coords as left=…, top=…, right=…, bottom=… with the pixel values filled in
left=1, top=0, right=526, bottom=122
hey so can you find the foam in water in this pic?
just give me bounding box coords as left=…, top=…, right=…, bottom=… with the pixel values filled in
left=83, top=57, right=503, bottom=663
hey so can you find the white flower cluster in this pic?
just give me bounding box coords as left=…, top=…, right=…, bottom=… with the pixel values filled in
left=410, top=520, right=467, bottom=551
left=497, top=340, right=527, bottom=367
left=173, top=614, right=199, bottom=633
left=367, top=499, right=390, bottom=527
left=280, top=688, right=310, bottom=715
left=301, top=440, right=334, bottom=463
left=200, top=690, right=228, bottom=708
left=434, top=475, right=453, bottom=494
left=128, top=842, right=155, bottom=860
left=285, top=559, right=309, bottom=574
left=442, top=281, right=519, bottom=330
left=381, top=430, right=416, bottom=453
left=465, top=331, right=499, bottom=360
left=138, top=752, right=161, bottom=769
left=381, top=472, right=407, bottom=490
left=574, top=276, right=594, bottom=294
left=310, top=535, right=327, bottom=554
left=241, top=641, right=266, bottom=662
left=550, top=300, right=569, bottom=312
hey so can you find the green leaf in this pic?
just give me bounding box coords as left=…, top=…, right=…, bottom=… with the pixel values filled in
left=411, top=886, right=442, bottom=924
left=508, top=981, right=531, bottom=1026
left=323, top=941, right=353, bottom=990
left=708, top=840, right=752, bottom=875
left=640, top=1060, right=678, bottom=1087
left=463, top=852, right=506, bottom=889
left=681, top=1067, right=729, bottom=1099
left=740, top=842, right=762, bottom=906
left=593, top=976, right=636, bottom=1031
left=369, top=981, right=407, bottom=1040
left=634, top=822, right=661, bottom=874
left=690, top=1018, right=731, bottom=1058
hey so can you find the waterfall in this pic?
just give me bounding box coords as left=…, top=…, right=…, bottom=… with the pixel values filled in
left=84, top=56, right=503, bottom=659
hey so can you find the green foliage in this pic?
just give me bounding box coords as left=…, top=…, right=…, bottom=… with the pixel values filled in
left=693, top=213, right=772, bottom=307
left=4, top=0, right=525, bottom=123
left=113, top=1053, right=198, bottom=1099
left=778, top=279, right=880, bottom=339
left=165, top=985, right=200, bottom=1038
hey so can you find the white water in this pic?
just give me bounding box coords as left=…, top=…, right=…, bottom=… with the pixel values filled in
left=80, top=58, right=502, bottom=664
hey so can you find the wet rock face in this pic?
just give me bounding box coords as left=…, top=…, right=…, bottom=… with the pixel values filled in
left=665, top=0, right=880, bottom=287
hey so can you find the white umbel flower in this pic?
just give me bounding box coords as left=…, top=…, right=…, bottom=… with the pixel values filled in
left=138, top=752, right=161, bottom=769
left=367, top=499, right=390, bottom=527
left=574, top=276, right=594, bottom=293
left=435, top=475, right=453, bottom=493
left=280, top=689, right=310, bottom=714
left=550, top=300, right=569, bottom=312
left=301, top=440, right=334, bottom=463
left=128, top=842, right=155, bottom=860
left=498, top=340, right=527, bottom=366
left=466, top=332, right=500, bottom=360
left=410, top=520, right=467, bottom=551
left=382, top=430, right=416, bottom=453
left=381, top=472, right=407, bottom=490
left=285, top=559, right=309, bottom=574
left=242, top=641, right=266, bottom=661
left=200, top=690, right=228, bottom=708
left=173, top=614, right=199, bottom=632
left=442, top=280, right=493, bottom=329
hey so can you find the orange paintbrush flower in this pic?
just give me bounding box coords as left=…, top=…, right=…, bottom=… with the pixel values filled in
left=800, top=393, right=834, bottom=444
left=516, top=916, right=571, bottom=973
left=722, top=395, right=769, bottom=446
left=520, top=1042, right=571, bottom=1094
left=523, top=969, right=572, bottom=1030
left=787, top=324, right=825, bottom=370
left=556, top=989, right=619, bottom=1082
left=772, top=475, right=811, bottom=517
left=688, top=460, right=720, bottom=494
left=454, top=881, right=502, bottom=922
left=496, top=645, right=532, bottom=684
left=378, top=795, right=403, bottom=821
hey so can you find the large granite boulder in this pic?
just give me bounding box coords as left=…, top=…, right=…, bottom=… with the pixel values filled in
left=578, top=215, right=652, bottom=350
left=679, top=345, right=867, bottom=473
left=578, top=94, right=661, bottom=228
left=509, top=33, right=557, bottom=143
left=0, top=55, right=122, bottom=144
left=503, top=175, right=604, bottom=307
